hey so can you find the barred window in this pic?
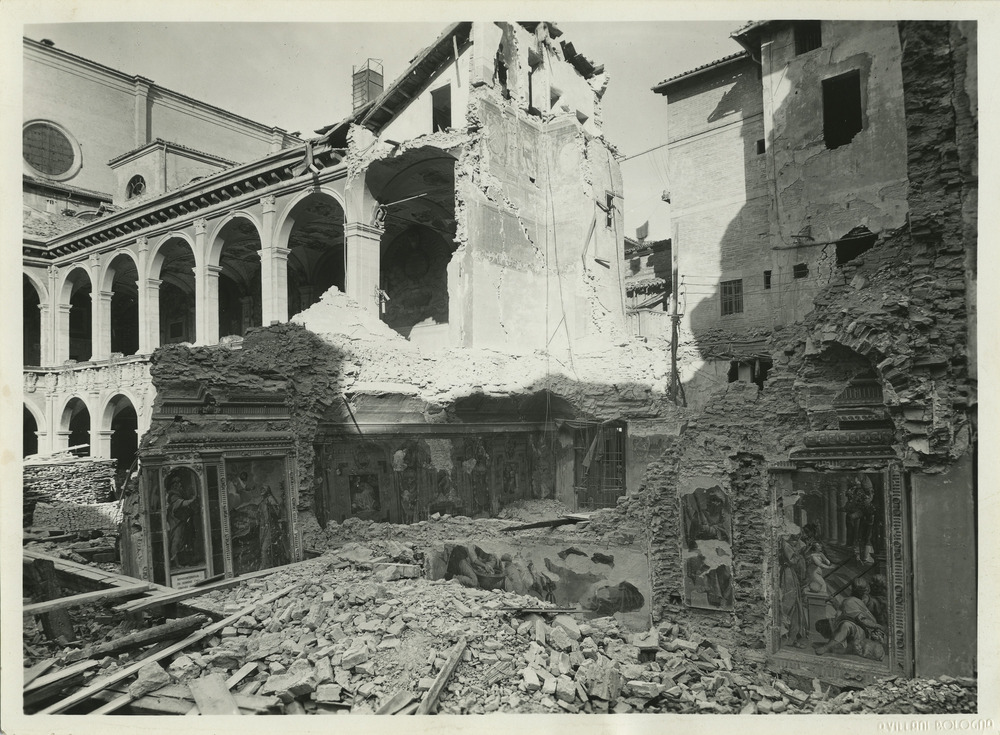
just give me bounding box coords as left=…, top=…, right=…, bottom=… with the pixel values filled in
left=720, top=279, right=743, bottom=316
left=793, top=263, right=809, bottom=279
left=126, top=175, right=146, bottom=199
left=794, top=21, right=822, bottom=55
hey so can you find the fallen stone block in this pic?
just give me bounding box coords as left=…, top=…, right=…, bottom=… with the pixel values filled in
left=626, top=680, right=661, bottom=699
left=555, top=675, right=576, bottom=703
left=128, top=661, right=172, bottom=699
left=574, top=660, right=623, bottom=704
left=261, top=658, right=316, bottom=703
left=630, top=629, right=659, bottom=650
left=551, top=615, right=581, bottom=641
left=542, top=677, right=557, bottom=696
left=314, top=683, right=342, bottom=703
left=521, top=667, right=541, bottom=693
left=547, top=626, right=574, bottom=652
left=314, top=656, right=333, bottom=685
left=341, top=647, right=370, bottom=670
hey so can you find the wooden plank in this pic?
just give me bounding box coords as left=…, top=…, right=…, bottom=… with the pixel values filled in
left=116, top=556, right=320, bottom=614
left=23, top=658, right=55, bottom=687
left=226, top=662, right=259, bottom=689
left=375, top=690, right=418, bottom=714
left=24, top=659, right=98, bottom=694
left=189, top=673, right=241, bottom=715
left=416, top=636, right=466, bottom=715
left=23, top=549, right=174, bottom=595
left=23, top=582, right=151, bottom=616
left=39, top=582, right=300, bottom=714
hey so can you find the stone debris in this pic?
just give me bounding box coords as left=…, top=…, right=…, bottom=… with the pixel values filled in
left=24, top=548, right=978, bottom=715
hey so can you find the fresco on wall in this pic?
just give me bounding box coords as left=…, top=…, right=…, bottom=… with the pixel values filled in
left=776, top=471, right=889, bottom=667
left=426, top=539, right=652, bottom=630
left=225, top=457, right=291, bottom=576
left=349, top=474, right=381, bottom=515
left=163, top=467, right=205, bottom=571
left=315, top=433, right=539, bottom=525
left=679, top=477, right=734, bottom=611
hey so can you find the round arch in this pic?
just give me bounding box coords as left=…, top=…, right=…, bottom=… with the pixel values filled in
left=60, top=395, right=92, bottom=456
left=207, top=210, right=264, bottom=267
left=273, top=186, right=346, bottom=247
left=103, top=252, right=141, bottom=356
left=102, top=393, right=139, bottom=486
left=23, top=269, right=48, bottom=304
left=98, top=249, right=141, bottom=293
left=57, top=264, right=92, bottom=304
left=148, top=232, right=198, bottom=282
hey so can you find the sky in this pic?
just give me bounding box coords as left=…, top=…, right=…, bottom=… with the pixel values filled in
left=26, top=20, right=744, bottom=241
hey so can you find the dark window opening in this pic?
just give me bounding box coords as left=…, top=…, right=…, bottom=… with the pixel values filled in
left=764, top=270, right=772, bottom=290
left=794, top=21, right=822, bottom=55
left=836, top=226, right=878, bottom=265
left=793, top=263, right=809, bottom=279
left=823, top=70, right=863, bottom=149
left=431, top=85, right=452, bottom=132
left=756, top=138, right=766, bottom=155
left=605, top=192, right=615, bottom=229
left=574, top=423, right=627, bottom=511
left=720, top=279, right=743, bottom=316
left=728, top=358, right=773, bottom=390
left=126, top=175, right=146, bottom=199
left=495, top=44, right=510, bottom=99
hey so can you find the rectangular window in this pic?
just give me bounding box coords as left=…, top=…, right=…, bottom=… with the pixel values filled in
left=823, top=70, right=863, bottom=149
left=720, top=279, right=744, bottom=316
left=431, top=85, right=451, bottom=132
left=756, top=138, right=766, bottom=155
left=574, top=423, right=627, bottom=511
left=793, top=263, right=809, bottom=279
left=794, top=21, right=822, bottom=55
left=605, top=192, right=615, bottom=229
left=764, top=270, right=772, bottom=289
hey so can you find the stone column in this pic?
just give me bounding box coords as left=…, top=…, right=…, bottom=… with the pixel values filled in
left=92, top=290, right=114, bottom=361
left=192, top=219, right=219, bottom=345
left=45, top=266, right=59, bottom=365
left=37, top=302, right=51, bottom=367
left=43, top=393, right=59, bottom=456
left=139, top=278, right=162, bottom=353
left=344, top=222, right=383, bottom=314
left=259, top=195, right=290, bottom=324
left=55, top=304, right=72, bottom=363
left=56, top=430, right=72, bottom=453
left=95, top=429, right=114, bottom=459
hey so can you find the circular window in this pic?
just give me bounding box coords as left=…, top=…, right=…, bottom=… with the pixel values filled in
left=126, top=175, right=146, bottom=199
left=23, top=120, right=81, bottom=181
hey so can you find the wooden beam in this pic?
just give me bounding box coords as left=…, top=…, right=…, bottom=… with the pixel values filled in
left=23, top=549, right=173, bottom=595
left=23, top=658, right=56, bottom=688
left=23, top=583, right=151, bottom=616
left=376, top=690, right=418, bottom=714
left=25, top=558, right=75, bottom=642
left=63, top=614, right=208, bottom=663
left=116, top=557, right=320, bottom=614
left=24, top=659, right=98, bottom=695
left=40, top=583, right=300, bottom=714
left=416, top=636, right=466, bottom=715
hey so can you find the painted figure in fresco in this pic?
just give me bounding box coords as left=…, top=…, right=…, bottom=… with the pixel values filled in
left=778, top=534, right=809, bottom=648
left=445, top=545, right=501, bottom=588
left=258, top=482, right=289, bottom=569
left=165, top=473, right=201, bottom=568
left=845, top=475, right=878, bottom=564
left=582, top=580, right=646, bottom=615
left=683, top=489, right=730, bottom=551
left=500, top=553, right=535, bottom=595
left=815, top=579, right=887, bottom=661
left=228, top=472, right=259, bottom=574
left=805, top=541, right=834, bottom=595
left=350, top=477, right=379, bottom=514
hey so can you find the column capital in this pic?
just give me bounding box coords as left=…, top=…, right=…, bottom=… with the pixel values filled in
left=344, top=222, right=385, bottom=240
left=47, top=265, right=59, bottom=281
left=194, top=219, right=208, bottom=235
left=261, top=194, right=277, bottom=213
left=145, top=277, right=164, bottom=288
left=205, top=264, right=223, bottom=275
left=88, top=252, right=102, bottom=269
left=98, top=290, right=115, bottom=301
left=57, top=303, right=72, bottom=314
left=136, top=235, right=150, bottom=253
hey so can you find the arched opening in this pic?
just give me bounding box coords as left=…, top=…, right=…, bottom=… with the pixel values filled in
left=65, top=269, right=92, bottom=361
left=106, top=394, right=139, bottom=489
left=24, top=405, right=39, bottom=457
left=365, top=147, right=458, bottom=343
left=23, top=275, right=41, bottom=366
left=155, top=238, right=196, bottom=345
left=107, top=254, right=140, bottom=356
left=215, top=218, right=262, bottom=338
left=381, top=225, right=455, bottom=337
left=283, top=192, right=346, bottom=319
left=62, top=397, right=90, bottom=456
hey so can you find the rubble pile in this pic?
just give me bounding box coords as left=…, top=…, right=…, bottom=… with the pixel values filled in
left=812, top=675, right=978, bottom=715
left=23, top=456, right=117, bottom=526
left=496, top=499, right=574, bottom=522
left=31, top=501, right=123, bottom=533
left=23, top=535, right=118, bottom=568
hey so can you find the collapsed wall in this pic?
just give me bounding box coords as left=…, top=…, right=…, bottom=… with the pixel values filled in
left=23, top=456, right=118, bottom=526
left=632, top=20, right=976, bottom=682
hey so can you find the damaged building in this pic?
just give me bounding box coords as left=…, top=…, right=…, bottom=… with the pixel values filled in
left=20, top=18, right=977, bottom=712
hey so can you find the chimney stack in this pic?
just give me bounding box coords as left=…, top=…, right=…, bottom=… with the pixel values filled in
left=352, top=59, right=384, bottom=112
